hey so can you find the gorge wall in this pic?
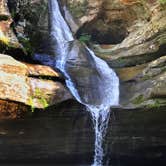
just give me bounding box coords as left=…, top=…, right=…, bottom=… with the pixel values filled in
left=0, top=0, right=166, bottom=164
left=0, top=0, right=164, bottom=114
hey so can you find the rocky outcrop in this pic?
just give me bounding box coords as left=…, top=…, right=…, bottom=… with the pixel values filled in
left=0, top=54, right=72, bottom=119
left=125, top=56, right=166, bottom=108
left=0, top=0, right=23, bottom=56
left=65, top=0, right=156, bottom=44
left=0, top=0, right=165, bottom=163
left=0, top=0, right=165, bottom=111
left=7, top=0, right=49, bottom=54
left=94, top=6, right=166, bottom=67
left=94, top=15, right=166, bottom=109
left=64, top=0, right=166, bottom=109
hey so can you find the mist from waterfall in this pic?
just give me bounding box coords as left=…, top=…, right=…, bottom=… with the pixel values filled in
left=35, top=0, right=119, bottom=165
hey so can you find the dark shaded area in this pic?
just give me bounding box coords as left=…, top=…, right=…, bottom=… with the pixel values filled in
left=0, top=100, right=166, bottom=165
left=7, top=0, right=49, bottom=55
left=76, top=19, right=128, bottom=44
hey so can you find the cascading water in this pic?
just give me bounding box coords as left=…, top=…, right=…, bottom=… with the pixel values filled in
left=35, top=0, right=119, bottom=165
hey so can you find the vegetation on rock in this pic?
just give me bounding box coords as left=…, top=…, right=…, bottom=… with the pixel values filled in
left=28, top=88, right=49, bottom=112
left=78, top=33, right=91, bottom=44
left=0, top=30, right=9, bottom=46
left=159, top=0, right=166, bottom=5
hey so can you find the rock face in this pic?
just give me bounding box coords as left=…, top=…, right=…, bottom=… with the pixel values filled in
left=0, top=0, right=23, bottom=56
left=0, top=54, right=72, bottom=119
left=120, top=56, right=166, bottom=109
left=65, top=0, right=153, bottom=44
left=7, top=0, right=49, bottom=54
left=0, top=0, right=165, bottom=164
left=66, top=0, right=166, bottom=109
left=63, top=0, right=166, bottom=109
left=0, top=0, right=164, bottom=110
left=0, top=102, right=166, bottom=165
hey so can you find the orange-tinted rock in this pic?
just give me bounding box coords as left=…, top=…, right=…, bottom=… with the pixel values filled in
left=0, top=0, right=23, bottom=55
left=0, top=99, right=28, bottom=119
left=0, top=54, right=72, bottom=111
left=25, top=63, right=62, bottom=78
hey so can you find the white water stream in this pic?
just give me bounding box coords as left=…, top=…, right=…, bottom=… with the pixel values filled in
left=35, top=0, right=119, bottom=165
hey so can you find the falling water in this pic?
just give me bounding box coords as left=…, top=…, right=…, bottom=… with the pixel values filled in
left=35, top=0, right=119, bottom=165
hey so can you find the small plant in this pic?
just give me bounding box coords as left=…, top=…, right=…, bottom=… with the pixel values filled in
left=0, top=15, right=9, bottom=21
left=78, top=33, right=91, bottom=44
left=34, top=88, right=49, bottom=108
left=28, top=88, right=49, bottom=112
left=28, top=97, right=35, bottom=112
left=132, top=95, right=144, bottom=105
left=147, top=100, right=161, bottom=109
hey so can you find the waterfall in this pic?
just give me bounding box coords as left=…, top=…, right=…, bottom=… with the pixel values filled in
left=35, top=0, right=119, bottom=165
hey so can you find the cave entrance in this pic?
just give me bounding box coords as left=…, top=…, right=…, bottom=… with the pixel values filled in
left=76, top=19, right=128, bottom=44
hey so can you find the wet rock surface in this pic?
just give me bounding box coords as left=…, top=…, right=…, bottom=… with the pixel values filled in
left=0, top=0, right=164, bottom=111
left=0, top=0, right=165, bottom=164
left=0, top=54, right=72, bottom=117
left=0, top=101, right=166, bottom=165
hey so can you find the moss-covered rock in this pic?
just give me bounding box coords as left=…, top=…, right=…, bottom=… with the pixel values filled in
left=0, top=54, right=72, bottom=116
left=119, top=56, right=166, bottom=109
left=0, top=0, right=24, bottom=56
left=8, top=0, right=49, bottom=54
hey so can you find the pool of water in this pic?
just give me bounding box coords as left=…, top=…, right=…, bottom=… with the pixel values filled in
left=0, top=101, right=166, bottom=166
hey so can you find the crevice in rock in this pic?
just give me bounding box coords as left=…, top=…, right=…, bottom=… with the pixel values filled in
left=28, top=75, right=65, bottom=84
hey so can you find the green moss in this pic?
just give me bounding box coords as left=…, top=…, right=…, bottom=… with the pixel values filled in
left=38, top=97, right=49, bottom=109
left=18, top=37, right=34, bottom=55
left=141, top=75, right=152, bottom=81
left=0, top=15, right=9, bottom=21
left=34, top=88, right=49, bottom=109
left=159, top=0, right=166, bottom=5
left=78, top=33, right=91, bottom=44
left=28, top=96, right=35, bottom=112
left=28, top=88, right=49, bottom=112
left=0, top=31, right=10, bottom=53
left=0, top=33, right=9, bottom=46
left=68, top=0, right=88, bottom=18
left=146, top=99, right=163, bottom=109
left=132, top=95, right=145, bottom=105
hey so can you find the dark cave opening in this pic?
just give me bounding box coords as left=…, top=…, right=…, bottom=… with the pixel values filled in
left=76, top=19, right=129, bottom=44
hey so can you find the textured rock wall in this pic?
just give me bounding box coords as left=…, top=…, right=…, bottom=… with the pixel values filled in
left=0, top=0, right=23, bottom=56
left=0, top=0, right=165, bottom=114
left=8, top=0, right=49, bottom=54
left=65, top=0, right=153, bottom=43
left=0, top=103, right=166, bottom=165
left=0, top=54, right=72, bottom=119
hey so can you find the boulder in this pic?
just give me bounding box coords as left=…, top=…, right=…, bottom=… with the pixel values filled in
left=0, top=54, right=72, bottom=117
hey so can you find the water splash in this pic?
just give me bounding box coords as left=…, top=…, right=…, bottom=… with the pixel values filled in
left=35, top=0, right=119, bottom=165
